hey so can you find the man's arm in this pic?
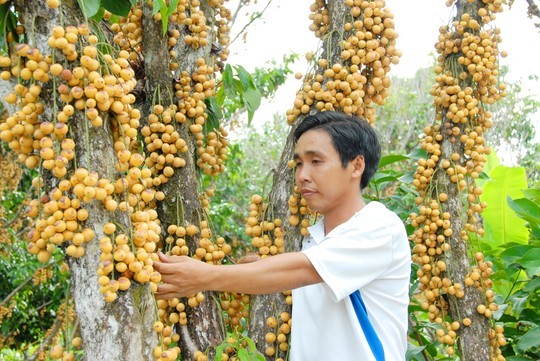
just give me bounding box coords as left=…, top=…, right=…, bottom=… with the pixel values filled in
left=153, top=252, right=323, bottom=299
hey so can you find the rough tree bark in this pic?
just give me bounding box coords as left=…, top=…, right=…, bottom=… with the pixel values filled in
left=13, top=1, right=158, bottom=360
left=141, top=1, right=225, bottom=358
left=431, top=1, right=495, bottom=359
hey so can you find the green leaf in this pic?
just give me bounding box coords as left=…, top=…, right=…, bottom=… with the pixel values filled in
left=244, top=336, right=257, bottom=351
left=508, top=196, right=540, bottom=226
left=499, top=244, right=533, bottom=265
left=129, top=0, right=138, bottom=6
left=398, top=171, right=415, bottom=183
left=0, top=4, right=16, bottom=50
left=102, top=0, right=132, bottom=17
left=480, top=166, right=529, bottom=247
left=222, top=65, right=237, bottom=99
left=372, top=174, right=400, bottom=185
left=235, top=65, right=256, bottom=89
left=237, top=348, right=250, bottom=360
left=215, top=86, right=225, bottom=105
left=520, top=248, right=540, bottom=276
left=204, top=97, right=222, bottom=133
left=90, top=6, right=106, bottom=21
left=109, top=14, right=119, bottom=23
left=243, top=87, right=261, bottom=112
left=167, top=0, right=179, bottom=16
left=214, top=348, right=223, bottom=361
left=516, top=326, right=540, bottom=353
left=379, top=154, right=409, bottom=168
left=507, top=357, right=536, bottom=361
left=521, top=188, right=540, bottom=204
left=407, top=148, right=427, bottom=160
left=152, top=0, right=164, bottom=15
left=81, top=0, right=101, bottom=18
left=214, top=342, right=229, bottom=361
left=524, top=276, right=540, bottom=292
left=243, top=87, right=261, bottom=125
left=406, top=343, right=427, bottom=361
left=507, top=290, right=531, bottom=317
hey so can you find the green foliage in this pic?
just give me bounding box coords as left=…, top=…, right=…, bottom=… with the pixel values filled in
left=0, top=2, right=21, bottom=51
left=488, top=67, right=540, bottom=184
left=474, top=162, right=540, bottom=359
left=202, top=115, right=287, bottom=256
left=77, top=0, right=138, bottom=20
left=492, top=191, right=540, bottom=360
left=0, top=348, right=25, bottom=361
left=251, top=54, right=298, bottom=98
left=216, top=64, right=262, bottom=124
left=151, top=0, right=179, bottom=34
left=365, top=148, right=425, bottom=225
left=375, top=67, right=435, bottom=156
left=216, top=55, right=297, bottom=125
left=0, top=162, right=69, bottom=349
left=0, top=239, right=70, bottom=347
left=480, top=165, right=529, bottom=248
left=214, top=333, right=265, bottom=361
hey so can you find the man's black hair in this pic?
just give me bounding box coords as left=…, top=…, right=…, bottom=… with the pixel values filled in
left=293, top=111, right=381, bottom=190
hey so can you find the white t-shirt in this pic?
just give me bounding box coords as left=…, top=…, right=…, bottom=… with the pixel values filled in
left=290, top=201, right=411, bottom=361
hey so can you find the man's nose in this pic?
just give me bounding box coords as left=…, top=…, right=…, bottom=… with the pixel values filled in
left=295, top=165, right=311, bottom=183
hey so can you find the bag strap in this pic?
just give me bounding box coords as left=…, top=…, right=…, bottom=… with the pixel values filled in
left=350, top=290, right=385, bottom=361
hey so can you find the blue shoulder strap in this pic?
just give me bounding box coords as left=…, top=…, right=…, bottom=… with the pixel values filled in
left=350, top=290, right=385, bottom=361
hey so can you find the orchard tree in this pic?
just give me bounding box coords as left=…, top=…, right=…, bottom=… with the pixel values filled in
left=0, top=0, right=232, bottom=359
left=409, top=0, right=508, bottom=359
left=245, top=0, right=403, bottom=357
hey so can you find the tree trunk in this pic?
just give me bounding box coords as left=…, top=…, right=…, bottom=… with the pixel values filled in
left=142, top=1, right=225, bottom=359
left=412, top=0, right=506, bottom=359
left=12, top=1, right=159, bottom=360
left=247, top=1, right=351, bottom=358
left=438, top=1, right=497, bottom=359
left=69, top=115, right=157, bottom=361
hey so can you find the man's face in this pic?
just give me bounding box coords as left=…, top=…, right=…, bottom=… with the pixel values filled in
left=294, top=129, right=360, bottom=216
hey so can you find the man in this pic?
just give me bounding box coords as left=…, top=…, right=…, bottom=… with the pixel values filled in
left=154, top=111, right=411, bottom=360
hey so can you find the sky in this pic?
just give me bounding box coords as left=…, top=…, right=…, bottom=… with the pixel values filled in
left=226, top=0, right=540, bottom=128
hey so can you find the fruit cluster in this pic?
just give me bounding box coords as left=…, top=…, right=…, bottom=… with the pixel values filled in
left=245, top=194, right=286, bottom=257
left=263, top=312, right=291, bottom=358
left=287, top=0, right=401, bottom=124
left=45, top=299, right=80, bottom=361
left=0, top=150, right=25, bottom=249
left=220, top=292, right=251, bottom=332
left=110, top=0, right=231, bottom=71
left=0, top=0, right=239, bottom=357
left=410, top=1, right=506, bottom=358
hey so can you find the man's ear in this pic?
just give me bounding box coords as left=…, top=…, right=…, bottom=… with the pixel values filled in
left=351, top=155, right=365, bottom=179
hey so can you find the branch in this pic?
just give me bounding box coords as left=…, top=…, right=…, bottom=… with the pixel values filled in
left=0, top=261, right=57, bottom=308
left=4, top=200, right=28, bottom=228
left=0, top=275, right=34, bottom=308
left=525, top=0, right=540, bottom=23
left=408, top=315, right=430, bottom=360
left=25, top=311, right=64, bottom=361
left=229, top=0, right=275, bottom=46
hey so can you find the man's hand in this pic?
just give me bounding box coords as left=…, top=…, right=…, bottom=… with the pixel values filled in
left=153, top=251, right=321, bottom=297
left=153, top=253, right=211, bottom=299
